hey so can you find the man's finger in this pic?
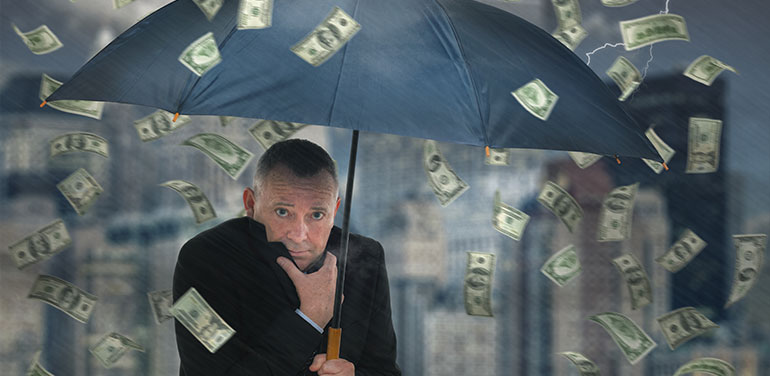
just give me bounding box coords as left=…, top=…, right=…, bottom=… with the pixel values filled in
left=318, top=358, right=353, bottom=375
left=309, top=353, right=326, bottom=372
left=276, top=257, right=302, bottom=281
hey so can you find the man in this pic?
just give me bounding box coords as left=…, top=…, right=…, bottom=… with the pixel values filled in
left=173, top=139, right=400, bottom=376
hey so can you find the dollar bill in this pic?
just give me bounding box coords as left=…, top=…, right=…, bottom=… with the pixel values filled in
left=606, top=56, right=641, bottom=101
left=568, top=151, right=602, bottom=169
left=182, top=133, right=254, bottom=180
left=537, top=181, right=583, bottom=232
left=179, top=32, right=222, bottom=76
left=50, top=132, right=109, bottom=158
left=148, top=289, right=174, bottom=324
left=673, top=357, right=735, bottom=376
left=26, top=351, right=53, bottom=376
left=161, top=180, right=217, bottom=224
left=725, top=234, right=766, bottom=307
left=291, top=7, right=361, bottom=66
left=248, top=119, right=308, bottom=150
left=57, top=168, right=104, bottom=215
left=464, top=252, right=495, bottom=317
left=193, top=0, right=223, bottom=21
left=512, top=79, right=558, bottom=121
left=492, top=190, right=530, bottom=241
left=642, top=127, right=675, bottom=174
left=9, top=219, right=71, bottom=270
left=612, top=253, right=652, bottom=310
left=655, top=229, right=706, bottom=273
left=657, top=307, right=718, bottom=350
left=423, top=140, right=469, bottom=207
left=559, top=351, right=600, bottom=376
left=686, top=117, right=722, bottom=174
left=684, top=55, right=737, bottom=86
left=219, top=116, right=236, bottom=127
left=551, top=0, right=581, bottom=30
left=171, top=287, right=236, bottom=353
left=601, top=0, right=637, bottom=7
left=13, top=24, right=63, bottom=55
left=552, top=24, right=588, bottom=51
left=620, top=14, right=689, bottom=51
left=238, top=0, right=273, bottom=29
left=485, top=148, right=510, bottom=166
left=134, top=110, right=192, bottom=142
left=588, top=312, right=656, bottom=365
left=597, top=183, right=638, bottom=242
left=541, top=245, right=581, bottom=287
left=114, top=0, right=136, bottom=8
left=40, top=73, right=104, bottom=120
left=89, top=332, right=145, bottom=368
left=28, top=274, right=97, bottom=323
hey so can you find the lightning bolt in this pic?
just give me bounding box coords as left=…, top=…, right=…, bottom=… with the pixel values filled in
left=585, top=0, right=672, bottom=67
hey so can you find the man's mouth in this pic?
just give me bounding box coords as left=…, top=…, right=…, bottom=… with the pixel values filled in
left=288, top=249, right=307, bottom=257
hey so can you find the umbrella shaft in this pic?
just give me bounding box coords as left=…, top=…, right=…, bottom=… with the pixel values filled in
left=332, top=130, right=359, bottom=329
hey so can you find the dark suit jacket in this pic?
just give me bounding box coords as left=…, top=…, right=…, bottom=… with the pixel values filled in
left=173, top=217, right=401, bottom=376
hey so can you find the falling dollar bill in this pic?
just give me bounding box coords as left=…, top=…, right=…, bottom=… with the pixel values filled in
left=248, top=119, right=308, bottom=150
left=597, top=183, right=638, bottom=242
left=423, top=140, right=469, bottom=207
left=656, top=307, right=718, bottom=350
left=606, top=56, right=641, bottom=101
left=568, top=152, right=601, bottom=169
left=673, top=357, right=735, bottom=376
left=291, top=7, right=361, bottom=66
left=9, top=219, right=71, bottom=270
left=537, top=181, right=583, bottom=232
left=485, top=148, right=510, bottom=166
left=612, top=253, right=652, bottom=310
left=179, top=32, right=222, bottom=76
left=684, top=55, right=737, bottom=86
left=552, top=24, right=587, bottom=51
left=57, top=168, right=104, bottom=215
left=219, top=116, right=236, bottom=127
left=238, top=0, right=273, bottom=29
left=601, top=0, right=637, bottom=7
left=134, top=110, right=192, bottom=142
left=12, top=24, right=63, bottom=55
left=492, top=190, right=530, bottom=241
left=148, top=289, right=174, bottom=324
left=620, top=14, right=689, bottom=51
left=541, top=245, right=581, bottom=287
left=50, top=132, right=109, bottom=159
left=161, top=180, right=217, bottom=224
left=559, top=352, right=600, bottom=376
left=90, top=332, right=145, bottom=368
left=171, top=287, right=236, bottom=353
left=113, top=0, right=136, bottom=9
left=512, top=79, right=558, bottom=121
left=655, top=229, right=706, bottom=273
left=642, top=127, right=675, bottom=174
left=464, top=252, right=495, bottom=317
left=686, top=117, right=722, bottom=174
left=26, top=351, right=53, bottom=376
left=28, top=274, right=97, bottom=323
left=193, top=0, right=223, bottom=21
left=40, top=73, right=104, bottom=120
left=725, top=234, right=766, bottom=307
left=588, top=312, right=656, bottom=365
left=551, top=0, right=582, bottom=30
left=182, top=133, right=254, bottom=180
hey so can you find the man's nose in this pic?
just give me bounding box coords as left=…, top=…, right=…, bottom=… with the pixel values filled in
left=286, top=217, right=309, bottom=244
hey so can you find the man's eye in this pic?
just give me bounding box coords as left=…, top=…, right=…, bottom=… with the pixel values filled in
left=275, top=208, right=288, bottom=217
left=312, top=212, right=324, bottom=220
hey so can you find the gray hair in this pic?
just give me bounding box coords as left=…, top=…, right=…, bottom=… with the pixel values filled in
left=251, top=139, right=339, bottom=200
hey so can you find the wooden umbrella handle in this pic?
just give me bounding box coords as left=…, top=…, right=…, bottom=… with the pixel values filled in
left=326, top=328, right=342, bottom=360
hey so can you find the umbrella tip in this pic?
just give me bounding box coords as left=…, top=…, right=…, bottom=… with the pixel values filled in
left=614, top=155, right=621, bottom=165
left=662, top=162, right=669, bottom=171
left=40, top=100, right=47, bottom=108
left=173, top=112, right=180, bottom=122
left=485, top=146, right=490, bottom=157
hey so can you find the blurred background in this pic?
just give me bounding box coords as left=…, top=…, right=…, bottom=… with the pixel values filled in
left=1, top=0, right=768, bottom=375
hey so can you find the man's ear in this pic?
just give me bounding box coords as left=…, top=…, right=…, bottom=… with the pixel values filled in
left=334, top=196, right=341, bottom=216
left=243, top=188, right=256, bottom=218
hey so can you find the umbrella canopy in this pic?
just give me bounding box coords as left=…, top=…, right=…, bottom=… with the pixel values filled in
left=46, top=0, right=660, bottom=160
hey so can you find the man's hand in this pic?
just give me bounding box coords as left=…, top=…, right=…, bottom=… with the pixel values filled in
left=309, top=353, right=355, bottom=376
left=276, top=252, right=338, bottom=328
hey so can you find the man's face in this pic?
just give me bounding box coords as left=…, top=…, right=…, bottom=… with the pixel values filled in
left=245, top=165, right=340, bottom=272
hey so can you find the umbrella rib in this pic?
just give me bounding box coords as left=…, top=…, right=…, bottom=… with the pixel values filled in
left=432, top=0, right=489, bottom=147
left=327, top=0, right=363, bottom=128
